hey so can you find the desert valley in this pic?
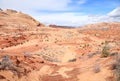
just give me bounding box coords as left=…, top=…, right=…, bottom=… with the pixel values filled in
left=0, top=9, right=120, bottom=81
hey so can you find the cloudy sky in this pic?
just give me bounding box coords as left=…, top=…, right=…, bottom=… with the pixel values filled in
left=0, top=0, right=120, bottom=26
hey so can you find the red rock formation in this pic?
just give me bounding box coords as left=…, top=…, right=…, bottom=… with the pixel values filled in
left=0, top=9, right=120, bottom=81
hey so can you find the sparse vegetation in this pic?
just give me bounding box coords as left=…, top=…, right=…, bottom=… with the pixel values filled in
left=110, top=62, right=117, bottom=70
left=110, top=52, right=118, bottom=57
left=87, top=52, right=97, bottom=58
left=114, top=54, right=120, bottom=81
left=23, top=52, right=32, bottom=58
left=101, top=41, right=110, bottom=58
left=83, top=44, right=89, bottom=48
left=93, top=65, right=101, bottom=73
left=0, top=9, right=120, bottom=81
left=42, top=55, right=60, bottom=62
left=0, top=55, right=24, bottom=77
left=68, top=58, right=77, bottom=62
left=0, top=55, right=18, bottom=71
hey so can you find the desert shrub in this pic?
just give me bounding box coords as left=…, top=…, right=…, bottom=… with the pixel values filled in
left=101, top=41, right=110, bottom=58
left=101, top=46, right=110, bottom=57
left=68, top=58, right=76, bottom=62
left=110, top=52, right=118, bottom=57
left=83, top=44, right=89, bottom=48
left=23, top=52, right=32, bottom=58
left=0, top=55, right=12, bottom=70
left=0, top=55, right=17, bottom=71
left=110, top=62, right=117, bottom=70
left=101, top=42, right=104, bottom=45
left=0, top=55, right=26, bottom=78
left=114, top=54, right=120, bottom=81
left=87, top=53, right=97, bottom=58
left=93, top=65, right=101, bottom=73
left=42, top=56, right=60, bottom=62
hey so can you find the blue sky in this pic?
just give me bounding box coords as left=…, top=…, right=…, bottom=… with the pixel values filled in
left=0, top=0, right=120, bottom=26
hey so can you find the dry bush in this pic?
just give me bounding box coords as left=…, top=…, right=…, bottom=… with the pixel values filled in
left=23, top=52, right=32, bottom=58
left=0, top=55, right=23, bottom=77
left=87, top=52, right=97, bottom=58
left=114, top=54, right=120, bottom=81
left=42, top=56, right=60, bottom=62
left=93, top=65, right=101, bottom=73
left=110, top=62, right=117, bottom=70
left=0, top=55, right=15, bottom=70
left=101, top=41, right=110, bottom=58
left=110, top=52, right=118, bottom=57
left=101, top=46, right=110, bottom=57
left=68, top=58, right=76, bottom=62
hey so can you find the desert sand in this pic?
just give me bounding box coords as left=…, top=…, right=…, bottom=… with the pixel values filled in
left=0, top=9, right=120, bottom=81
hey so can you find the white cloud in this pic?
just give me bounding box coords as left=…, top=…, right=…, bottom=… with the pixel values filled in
left=0, top=0, right=120, bottom=26
left=108, top=7, right=120, bottom=17
left=77, top=0, right=87, bottom=4
left=0, top=0, right=72, bottom=11
left=33, top=13, right=89, bottom=26
left=34, top=13, right=107, bottom=26
left=33, top=7, right=120, bottom=26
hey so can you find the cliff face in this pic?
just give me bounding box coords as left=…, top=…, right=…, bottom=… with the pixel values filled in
left=0, top=9, right=120, bottom=81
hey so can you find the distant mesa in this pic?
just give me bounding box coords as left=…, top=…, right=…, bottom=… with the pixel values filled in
left=49, top=24, right=75, bottom=29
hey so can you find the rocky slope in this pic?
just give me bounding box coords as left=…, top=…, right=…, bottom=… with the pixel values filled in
left=0, top=9, right=120, bottom=81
